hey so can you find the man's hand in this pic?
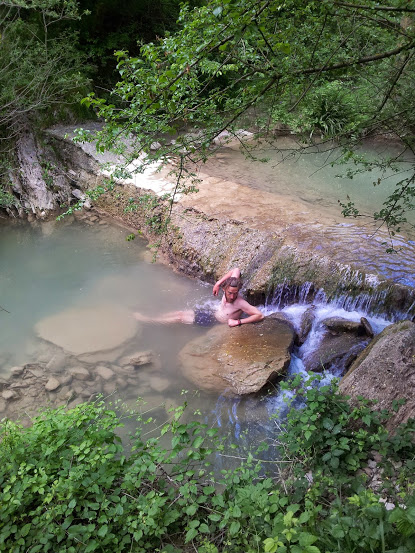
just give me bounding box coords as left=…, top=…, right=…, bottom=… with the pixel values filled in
left=213, top=282, right=221, bottom=296
left=228, top=318, right=241, bottom=327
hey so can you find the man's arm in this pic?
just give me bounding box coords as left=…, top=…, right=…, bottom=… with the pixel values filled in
left=228, top=298, right=264, bottom=327
left=213, top=267, right=240, bottom=296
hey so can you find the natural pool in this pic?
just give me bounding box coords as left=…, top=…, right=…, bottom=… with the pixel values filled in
left=0, top=218, right=284, bottom=453
left=0, top=216, right=395, bottom=458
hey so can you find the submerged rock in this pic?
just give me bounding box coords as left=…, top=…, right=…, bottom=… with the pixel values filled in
left=179, top=317, right=295, bottom=396
left=119, top=350, right=156, bottom=368
left=340, top=321, right=415, bottom=430
left=35, top=305, right=139, bottom=355
left=45, top=377, right=61, bottom=391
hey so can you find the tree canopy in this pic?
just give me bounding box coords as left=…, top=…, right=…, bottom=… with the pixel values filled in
left=82, top=0, right=415, bottom=240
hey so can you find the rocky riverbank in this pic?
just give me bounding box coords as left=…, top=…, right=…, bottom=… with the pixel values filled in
left=2, top=124, right=415, bottom=429
left=31, top=125, right=414, bottom=321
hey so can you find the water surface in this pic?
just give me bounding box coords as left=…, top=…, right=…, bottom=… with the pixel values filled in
left=0, top=218, right=395, bottom=457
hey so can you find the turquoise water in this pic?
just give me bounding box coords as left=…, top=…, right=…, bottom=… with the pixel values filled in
left=199, top=136, right=415, bottom=286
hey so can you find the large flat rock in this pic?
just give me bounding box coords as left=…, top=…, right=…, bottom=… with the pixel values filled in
left=35, top=305, right=138, bottom=355
left=179, top=317, right=295, bottom=396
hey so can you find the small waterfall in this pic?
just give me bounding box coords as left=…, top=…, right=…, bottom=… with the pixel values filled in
left=265, top=280, right=415, bottom=322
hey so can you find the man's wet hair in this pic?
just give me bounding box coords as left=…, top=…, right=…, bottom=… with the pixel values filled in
left=222, top=276, right=242, bottom=290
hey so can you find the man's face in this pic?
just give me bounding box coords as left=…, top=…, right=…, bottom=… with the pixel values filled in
left=224, top=285, right=239, bottom=303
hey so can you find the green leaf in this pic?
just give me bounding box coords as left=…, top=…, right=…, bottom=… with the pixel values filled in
left=229, top=521, right=240, bottom=535
left=299, top=533, right=318, bottom=546
left=97, top=525, right=108, bottom=538
left=185, top=528, right=198, bottom=543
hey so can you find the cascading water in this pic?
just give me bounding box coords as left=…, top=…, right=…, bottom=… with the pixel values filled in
left=213, top=289, right=395, bottom=447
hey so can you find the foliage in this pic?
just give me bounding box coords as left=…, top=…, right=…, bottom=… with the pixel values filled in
left=78, top=0, right=415, bottom=241
left=75, top=0, right=202, bottom=88
left=1, top=379, right=415, bottom=552
left=0, top=0, right=91, bottom=207
left=0, top=0, right=89, bottom=132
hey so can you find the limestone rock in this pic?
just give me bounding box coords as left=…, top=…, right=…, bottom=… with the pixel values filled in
left=96, top=366, right=115, bottom=381
left=25, top=366, right=44, bottom=378
left=297, top=305, right=316, bottom=345
left=179, top=317, right=294, bottom=396
left=78, top=346, right=125, bottom=364
left=304, top=332, right=369, bottom=375
left=340, top=321, right=415, bottom=430
left=45, top=377, right=61, bottom=391
left=35, top=305, right=139, bottom=355
left=68, top=367, right=91, bottom=381
left=361, top=317, right=374, bottom=338
left=119, top=350, right=155, bottom=368
left=2, top=389, right=18, bottom=401
left=10, top=366, right=24, bottom=377
left=46, top=351, right=69, bottom=372
left=322, top=317, right=367, bottom=335
left=0, top=398, right=6, bottom=412
left=60, top=374, right=73, bottom=386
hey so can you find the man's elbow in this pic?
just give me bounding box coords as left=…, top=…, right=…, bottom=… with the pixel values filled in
left=257, top=312, right=265, bottom=322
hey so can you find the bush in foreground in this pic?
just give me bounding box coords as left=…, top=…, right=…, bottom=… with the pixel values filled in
left=0, top=379, right=414, bottom=553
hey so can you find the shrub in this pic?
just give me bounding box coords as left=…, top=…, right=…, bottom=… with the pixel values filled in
left=0, top=381, right=414, bottom=553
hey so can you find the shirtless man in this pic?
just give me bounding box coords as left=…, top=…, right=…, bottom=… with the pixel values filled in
left=133, top=268, right=264, bottom=327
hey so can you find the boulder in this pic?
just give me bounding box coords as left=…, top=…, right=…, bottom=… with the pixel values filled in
left=35, top=305, right=139, bottom=355
left=10, top=366, right=24, bottom=377
left=340, top=321, right=415, bottom=430
left=45, top=377, right=61, bottom=392
left=360, top=317, right=374, bottom=338
left=2, top=389, right=18, bottom=401
left=119, top=350, right=156, bottom=368
left=304, top=332, right=369, bottom=375
left=68, top=367, right=91, bottom=381
left=179, top=317, right=295, bottom=396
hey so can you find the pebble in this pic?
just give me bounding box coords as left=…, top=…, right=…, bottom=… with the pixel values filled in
left=68, top=367, right=91, bottom=381
left=45, top=377, right=61, bottom=392
left=96, top=366, right=115, bottom=381
left=2, top=390, right=17, bottom=401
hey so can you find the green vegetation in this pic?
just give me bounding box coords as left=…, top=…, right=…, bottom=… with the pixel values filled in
left=81, top=0, right=415, bottom=241
left=1, top=378, right=414, bottom=552
left=2, top=0, right=415, bottom=240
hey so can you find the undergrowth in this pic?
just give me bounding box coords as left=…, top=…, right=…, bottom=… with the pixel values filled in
left=0, top=377, right=414, bottom=553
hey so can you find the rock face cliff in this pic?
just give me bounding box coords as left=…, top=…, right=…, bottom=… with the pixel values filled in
left=7, top=124, right=414, bottom=321
left=340, top=321, right=415, bottom=429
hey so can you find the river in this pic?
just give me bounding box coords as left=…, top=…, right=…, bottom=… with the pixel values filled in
left=0, top=216, right=393, bottom=454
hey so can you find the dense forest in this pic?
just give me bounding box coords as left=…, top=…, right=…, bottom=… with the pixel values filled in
left=1, top=0, right=415, bottom=234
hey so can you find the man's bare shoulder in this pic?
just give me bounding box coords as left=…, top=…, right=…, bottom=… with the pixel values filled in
left=235, top=296, right=263, bottom=315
